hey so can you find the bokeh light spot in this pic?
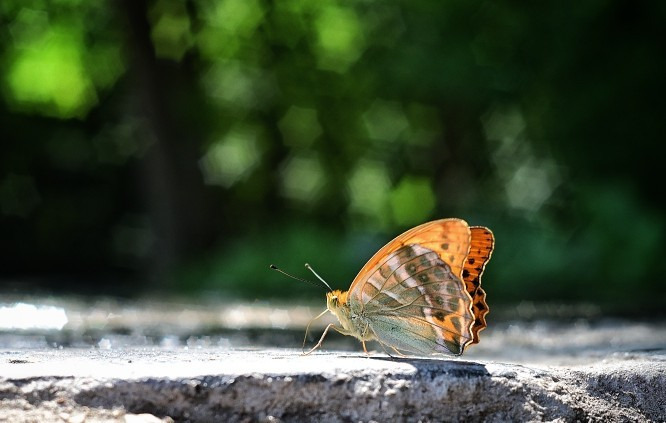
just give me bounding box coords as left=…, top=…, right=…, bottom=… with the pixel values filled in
left=363, top=100, right=410, bottom=142
left=389, top=176, right=436, bottom=225
left=196, top=0, right=264, bottom=58
left=150, top=0, right=193, bottom=61
left=484, top=106, right=561, bottom=214
left=505, top=160, right=560, bottom=212
left=482, top=106, right=525, bottom=142
left=347, top=160, right=391, bottom=222
left=314, top=5, right=365, bottom=72
left=280, top=154, right=325, bottom=204
left=5, top=23, right=98, bottom=119
left=199, top=126, right=263, bottom=187
left=93, top=121, right=152, bottom=165
left=203, top=60, right=274, bottom=110
left=87, top=43, right=125, bottom=90
left=204, top=0, right=264, bottom=36
left=8, top=8, right=49, bottom=48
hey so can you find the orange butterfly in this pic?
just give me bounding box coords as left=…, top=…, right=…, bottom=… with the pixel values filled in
left=305, top=218, right=494, bottom=356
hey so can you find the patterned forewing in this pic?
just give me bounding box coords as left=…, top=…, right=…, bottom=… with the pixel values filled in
left=463, top=227, right=495, bottom=344
left=357, top=244, right=475, bottom=355
left=349, top=219, right=472, bottom=299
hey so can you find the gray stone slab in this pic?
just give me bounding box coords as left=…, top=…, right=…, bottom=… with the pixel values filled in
left=1, top=347, right=664, bottom=422
left=1, top=299, right=665, bottom=421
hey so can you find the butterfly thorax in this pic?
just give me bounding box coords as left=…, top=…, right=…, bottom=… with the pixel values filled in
left=326, top=289, right=375, bottom=342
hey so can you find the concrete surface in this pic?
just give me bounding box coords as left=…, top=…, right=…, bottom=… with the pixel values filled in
left=0, top=298, right=665, bottom=422
left=1, top=346, right=664, bottom=422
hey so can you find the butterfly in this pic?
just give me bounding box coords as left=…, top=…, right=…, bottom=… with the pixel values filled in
left=306, top=218, right=494, bottom=356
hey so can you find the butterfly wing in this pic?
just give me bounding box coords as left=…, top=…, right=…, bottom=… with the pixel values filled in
left=355, top=244, right=477, bottom=355
left=349, top=218, right=472, bottom=294
left=347, top=219, right=476, bottom=355
left=464, top=226, right=495, bottom=344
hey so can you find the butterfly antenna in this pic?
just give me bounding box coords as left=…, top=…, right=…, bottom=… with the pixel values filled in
left=269, top=264, right=330, bottom=291
left=304, top=263, right=333, bottom=292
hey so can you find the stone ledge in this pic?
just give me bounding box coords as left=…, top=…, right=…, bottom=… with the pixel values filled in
left=1, top=348, right=664, bottom=422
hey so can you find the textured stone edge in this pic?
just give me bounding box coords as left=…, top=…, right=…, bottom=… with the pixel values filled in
left=1, top=358, right=664, bottom=422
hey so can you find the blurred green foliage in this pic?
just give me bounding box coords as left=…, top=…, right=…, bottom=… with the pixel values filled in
left=1, top=0, right=664, bottom=311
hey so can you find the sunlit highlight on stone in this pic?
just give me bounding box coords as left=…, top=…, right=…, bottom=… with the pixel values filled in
left=0, top=303, right=68, bottom=330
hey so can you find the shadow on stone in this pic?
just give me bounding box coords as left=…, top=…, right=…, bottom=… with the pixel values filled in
left=369, top=356, right=492, bottom=378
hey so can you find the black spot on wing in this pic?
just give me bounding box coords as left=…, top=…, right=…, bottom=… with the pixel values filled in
left=406, top=263, right=417, bottom=274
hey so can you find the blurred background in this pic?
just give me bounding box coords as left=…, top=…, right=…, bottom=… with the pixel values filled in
left=1, top=0, right=664, bottom=313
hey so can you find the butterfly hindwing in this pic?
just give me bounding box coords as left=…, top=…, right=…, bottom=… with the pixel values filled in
left=367, top=313, right=465, bottom=355
left=351, top=243, right=475, bottom=355
left=463, top=227, right=495, bottom=344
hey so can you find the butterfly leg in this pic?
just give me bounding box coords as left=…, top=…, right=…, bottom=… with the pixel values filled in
left=360, top=323, right=374, bottom=357
left=391, top=347, right=409, bottom=358
left=302, top=308, right=330, bottom=354
left=368, top=327, right=407, bottom=359
left=374, top=339, right=397, bottom=358
left=303, top=324, right=349, bottom=355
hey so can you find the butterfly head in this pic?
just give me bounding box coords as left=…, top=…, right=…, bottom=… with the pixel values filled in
left=326, top=289, right=369, bottom=341
left=325, top=289, right=349, bottom=312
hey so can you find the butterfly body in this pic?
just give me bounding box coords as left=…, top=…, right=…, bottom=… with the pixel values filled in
left=311, top=218, right=494, bottom=356
left=326, top=290, right=376, bottom=343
